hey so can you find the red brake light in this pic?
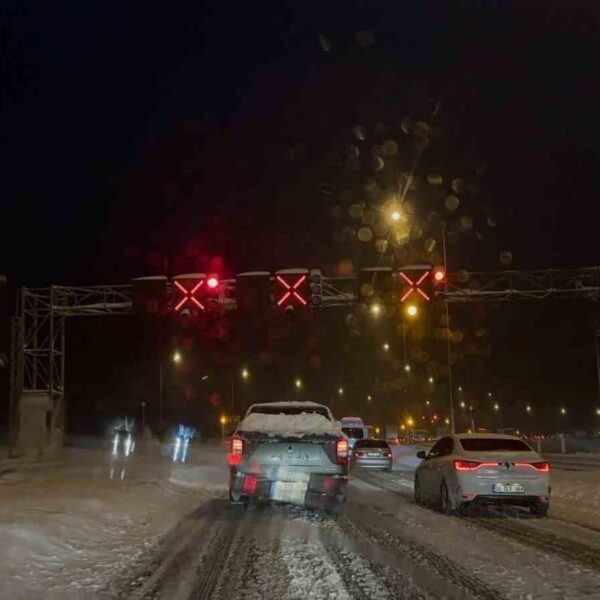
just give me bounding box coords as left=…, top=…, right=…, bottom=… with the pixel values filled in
left=383, top=452, right=392, bottom=458
left=516, top=461, right=550, bottom=472
left=453, top=460, right=498, bottom=471
left=354, top=451, right=364, bottom=457
left=229, top=436, right=244, bottom=466
left=336, top=439, right=349, bottom=464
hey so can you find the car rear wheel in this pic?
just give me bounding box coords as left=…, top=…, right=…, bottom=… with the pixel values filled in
left=414, top=475, right=422, bottom=505
left=530, top=502, right=549, bottom=517
left=439, top=480, right=453, bottom=515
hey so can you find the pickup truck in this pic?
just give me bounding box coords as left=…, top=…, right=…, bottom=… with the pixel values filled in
left=228, top=401, right=349, bottom=511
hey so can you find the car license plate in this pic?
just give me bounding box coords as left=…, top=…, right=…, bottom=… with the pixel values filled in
left=271, top=481, right=307, bottom=503
left=367, top=452, right=380, bottom=457
left=493, top=483, right=525, bottom=494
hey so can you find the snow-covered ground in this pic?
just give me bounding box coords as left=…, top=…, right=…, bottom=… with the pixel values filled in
left=2, top=440, right=600, bottom=599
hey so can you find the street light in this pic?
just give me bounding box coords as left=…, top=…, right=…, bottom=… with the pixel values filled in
left=460, top=401, right=466, bottom=409
left=391, top=210, right=401, bottom=222
left=383, top=342, right=390, bottom=351
left=560, top=407, right=566, bottom=415
left=404, top=364, right=411, bottom=373
left=294, top=378, right=303, bottom=389
left=241, top=368, right=249, bottom=379
left=428, top=376, right=434, bottom=384
left=406, top=417, right=414, bottom=427
left=458, top=386, right=463, bottom=392
left=425, top=400, right=430, bottom=406
left=596, top=407, right=600, bottom=416
left=405, top=304, right=418, bottom=318
left=493, top=403, right=500, bottom=411
left=444, top=417, right=450, bottom=425
left=338, top=387, right=344, bottom=395
left=173, top=351, right=182, bottom=364
left=367, top=395, right=372, bottom=402
left=526, top=405, right=532, bottom=413
left=487, top=392, right=493, bottom=398
left=370, top=303, right=382, bottom=317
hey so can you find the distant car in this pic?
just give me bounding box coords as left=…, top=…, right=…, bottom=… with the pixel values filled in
left=414, top=433, right=550, bottom=516
left=340, top=417, right=368, bottom=448
left=351, top=439, right=392, bottom=471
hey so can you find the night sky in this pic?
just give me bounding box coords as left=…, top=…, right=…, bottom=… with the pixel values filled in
left=2, top=1, right=600, bottom=433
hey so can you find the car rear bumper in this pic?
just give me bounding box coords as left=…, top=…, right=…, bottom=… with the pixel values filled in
left=353, top=458, right=392, bottom=469
left=467, top=494, right=550, bottom=507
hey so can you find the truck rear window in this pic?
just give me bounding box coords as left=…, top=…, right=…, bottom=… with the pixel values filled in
left=460, top=438, right=531, bottom=452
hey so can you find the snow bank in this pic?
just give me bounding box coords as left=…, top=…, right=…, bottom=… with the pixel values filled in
left=238, top=411, right=340, bottom=436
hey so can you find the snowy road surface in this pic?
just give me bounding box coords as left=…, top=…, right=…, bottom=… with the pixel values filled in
left=2, top=442, right=600, bottom=599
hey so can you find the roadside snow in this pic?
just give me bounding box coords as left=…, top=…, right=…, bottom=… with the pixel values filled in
left=0, top=442, right=228, bottom=599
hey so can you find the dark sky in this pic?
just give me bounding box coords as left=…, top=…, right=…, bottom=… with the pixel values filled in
left=2, top=1, right=600, bottom=285
left=2, top=1, right=600, bottom=430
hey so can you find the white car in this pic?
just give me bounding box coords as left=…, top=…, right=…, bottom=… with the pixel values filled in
left=414, top=433, right=550, bottom=516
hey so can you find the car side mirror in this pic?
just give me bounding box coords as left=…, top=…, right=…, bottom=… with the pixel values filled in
left=416, top=450, right=427, bottom=459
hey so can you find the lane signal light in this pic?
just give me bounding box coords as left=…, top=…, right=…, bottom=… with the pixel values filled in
left=399, top=270, right=430, bottom=302
left=276, top=273, right=308, bottom=307
left=174, top=279, right=205, bottom=311
left=207, top=276, right=219, bottom=289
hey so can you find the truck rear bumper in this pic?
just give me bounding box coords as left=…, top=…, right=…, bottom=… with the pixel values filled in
left=230, top=470, right=347, bottom=508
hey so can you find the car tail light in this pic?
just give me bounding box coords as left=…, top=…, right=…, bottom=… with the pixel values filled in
left=354, top=451, right=364, bottom=457
left=336, top=439, right=349, bottom=464
left=228, top=436, right=244, bottom=466
left=453, top=460, right=498, bottom=471
left=516, top=461, right=550, bottom=472
left=383, top=452, right=392, bottom=458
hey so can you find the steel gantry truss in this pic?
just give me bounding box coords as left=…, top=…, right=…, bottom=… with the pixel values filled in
left=9, top=267, right=600, bottom=450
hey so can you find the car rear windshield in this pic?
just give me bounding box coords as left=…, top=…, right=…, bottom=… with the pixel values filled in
left=460, top=438, right=531, bottom=452
left=248, top=405, right=330, bottom=419
left=354, top=439, right=389, bottom=448
left=342, top=427, right=364, bottom=439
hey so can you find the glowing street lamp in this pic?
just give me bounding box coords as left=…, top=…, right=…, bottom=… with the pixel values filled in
left=370, top=303, right=382, bottom=317
left=406, top=304, right=418, bottom=318
left=172, top=351, right=182, bottom=364
left=295, top=378, right=302, bottom=389
left=425, top=400, right=430, bottom=406
left=219, top=415, right=227, bottom=426
left=241, top=368, right=249, bottom=380
left=367, top=395, right=372, bottom=402
left=383, top=342, right=390, bottom=351
left=460, top=401, right=466, bottom=409
left=338, top=387, right=344, bottom=395
left=404, top=364, right=411, bottom=373
left=560, top=407, right=566, bottom=415
left=493, top=403, right=500, bottom=411
left=428, top=376, right=434, bottom=384
left=526, top=405, right=532, bottom=413
left=406, top=417, right=414, bottom=428
left=391, top=209, right=402, bottom=222
left=596, top=407, right=600, bottom=416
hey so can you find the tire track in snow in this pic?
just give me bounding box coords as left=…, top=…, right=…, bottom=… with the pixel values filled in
left=468, top=517, right=600, bottom=571
left=338, top=510, right=505, bottom=600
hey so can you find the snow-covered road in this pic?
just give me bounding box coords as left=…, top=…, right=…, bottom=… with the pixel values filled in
left=2, top=442, right=600, bottom=599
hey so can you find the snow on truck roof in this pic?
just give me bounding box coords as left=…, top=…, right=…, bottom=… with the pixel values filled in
left=238, top=401, right=339, bottom=436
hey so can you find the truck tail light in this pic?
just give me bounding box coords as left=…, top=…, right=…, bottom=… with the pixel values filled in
left=228, top=436, right=244, bottom=466
left=242, top=475, right=257, bottom=496
left=336, top=439, right=349, bottom=464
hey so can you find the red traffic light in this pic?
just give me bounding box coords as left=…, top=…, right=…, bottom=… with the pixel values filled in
left=432, top=266, right=446, bottom=283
